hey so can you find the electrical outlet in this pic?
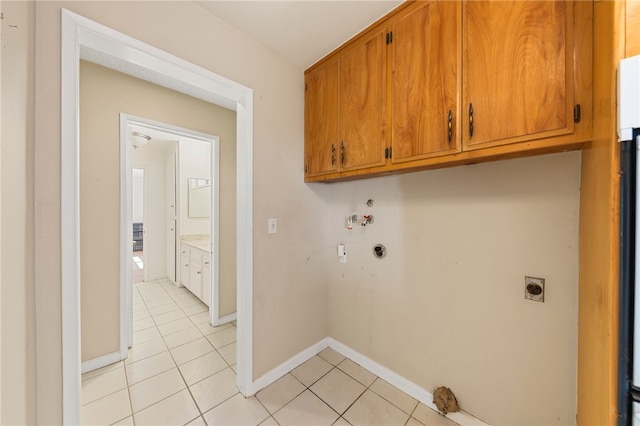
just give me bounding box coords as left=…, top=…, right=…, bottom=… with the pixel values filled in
left=524, top=276, right=545, bottom=302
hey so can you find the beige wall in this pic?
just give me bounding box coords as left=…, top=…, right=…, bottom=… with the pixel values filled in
left=7, top=1, right=585, bottom=424
left=80, top=61, right=239, bottom=360
left=1, top=1, right=37, bottom=424
left=31, top=1, right=328, bottom=422
left=326, top=152, right=581, bottom=425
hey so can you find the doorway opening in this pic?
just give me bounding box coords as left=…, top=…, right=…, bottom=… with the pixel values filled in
left=120, top=114, right=228, bottom=355
left=132, top=168, right=145, bottom=284
left=62, top=10, right=254, bottom=424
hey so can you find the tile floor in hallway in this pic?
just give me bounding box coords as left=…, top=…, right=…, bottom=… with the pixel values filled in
left=81, top=279, right=459, bottom=426
left=132, top=251, right=144, bottom=283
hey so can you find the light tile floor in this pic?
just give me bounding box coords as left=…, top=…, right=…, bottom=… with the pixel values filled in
left=133, top=251, right=144, bottom=283
left=81, top=279, right=459, bottom=426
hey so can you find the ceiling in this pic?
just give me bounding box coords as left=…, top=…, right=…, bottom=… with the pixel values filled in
left=195, top=1, right=403, bottom=70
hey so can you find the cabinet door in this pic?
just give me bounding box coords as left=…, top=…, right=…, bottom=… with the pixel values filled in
left=180, top=255, right=190, bottom=289
left=463, top=1, right=573, bottom=149
left=165, top=151, right=177, bottom=217
left=189, top=259, right=203, bottom=299
left=189, top=250, right=202, bottom=299
left=304, top=59, right=339, bottom=178
left=166, top=219, right=176, bottom=284
left=340, top=30, right=387, bottom=171
left=391, top=1, right=460, bottom=162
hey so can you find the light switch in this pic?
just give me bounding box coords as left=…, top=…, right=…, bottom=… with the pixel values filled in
left=268, top=218, right=277, bottom=234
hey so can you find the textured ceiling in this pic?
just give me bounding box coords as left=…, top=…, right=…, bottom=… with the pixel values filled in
left=196, top=1, right=403, bottom=69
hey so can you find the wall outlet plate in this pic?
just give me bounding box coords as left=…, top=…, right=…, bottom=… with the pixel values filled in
left=525, top=276, right=545, bottom=302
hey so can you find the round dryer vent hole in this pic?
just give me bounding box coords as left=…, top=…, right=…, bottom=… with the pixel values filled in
left=373, top=244, right=387, bottom=259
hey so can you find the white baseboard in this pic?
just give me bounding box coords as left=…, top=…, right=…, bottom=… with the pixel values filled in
left=251, top=337, right=330, bottom=394
left=249, top=336, right=487, bottom=426
left=81, top=351, right=122, bottom=374
left=214, top=311, right=237, bottom=327
left=326, top=338, right=488, bottom=426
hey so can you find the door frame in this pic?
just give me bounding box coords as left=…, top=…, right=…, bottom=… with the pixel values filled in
left=121, top=115, right=224, bottom=355
left=61, top=9, right=254, bottom=424
left=127, top=164, right=148, bottom=351
left=131, top=166, right=147, bottom=282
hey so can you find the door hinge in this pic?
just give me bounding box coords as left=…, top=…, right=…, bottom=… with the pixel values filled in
left=305, top=83, right=308, bottom=92
left=386, top=31, right=393, bottom=45
left=304, top=164, right=308, bottom=174
left=574, top=104, right=581, bottom=123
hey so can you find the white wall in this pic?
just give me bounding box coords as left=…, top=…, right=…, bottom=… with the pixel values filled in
left=180, top=139, right=211, bottom=236
left=132, top=168, right=144, bottom=224
left=133, top=144, right=172, bottom=282
left=326, top=151, right=581, bottom=425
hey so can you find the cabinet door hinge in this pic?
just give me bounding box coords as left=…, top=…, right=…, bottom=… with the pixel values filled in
left=305, top=83, right=308, bottom=92
left=304, top=164, right=308, bottom=174
left=386, top=31, right=393, bottom=45
left=573, top=104, right=581, bottom=123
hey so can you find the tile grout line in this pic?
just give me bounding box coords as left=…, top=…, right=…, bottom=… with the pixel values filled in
left=124, top=278, right=144, bottom=424
left=288, top=351, right=426, bottom=426
left=89, top=278, right=439, bottom=426
left=142, top=280, right=202, bottom=425
left=142, top=279, right=240, bottom=425
left=130, top=279, right=173, bottom=423
left=81, top=279, right=213, bottom=425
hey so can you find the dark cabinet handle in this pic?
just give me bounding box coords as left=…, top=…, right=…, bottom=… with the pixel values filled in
left=341, top=141, right=345, bottom=165
left=331, top=144, right=336, bottom=166
left=447, top=110, right=453, bottom=143
left=468, top=103, right=474, bottom=138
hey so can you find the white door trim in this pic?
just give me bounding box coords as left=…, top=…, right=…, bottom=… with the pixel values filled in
left=61, top=10, right=254, bottom=424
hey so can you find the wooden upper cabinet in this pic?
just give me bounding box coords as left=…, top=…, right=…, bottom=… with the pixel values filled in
left=303, top=0, right=591, bottom=182
left=304, top=59, right=339, bottom=178
left=463, top=1, right=575, bottom=149
left=339, top=30, right=387, bottom=171
left=390, top=1, right=461, bottom=163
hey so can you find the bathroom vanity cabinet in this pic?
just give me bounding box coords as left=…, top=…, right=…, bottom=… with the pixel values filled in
left=180, top=240, right=211, bottom=306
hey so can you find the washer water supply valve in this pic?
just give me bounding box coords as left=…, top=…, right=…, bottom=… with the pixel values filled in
left=346, top=214, right=375, bottom=229
left=347, top=215, right=358, bottom=230
left=361, top=215, right=374, bottom=227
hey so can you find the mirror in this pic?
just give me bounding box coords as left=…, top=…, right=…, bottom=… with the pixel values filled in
left=188, top=177, right=210, bottom=218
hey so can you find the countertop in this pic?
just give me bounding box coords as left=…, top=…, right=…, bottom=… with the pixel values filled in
left=181, top=235, right=211, bottom=253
